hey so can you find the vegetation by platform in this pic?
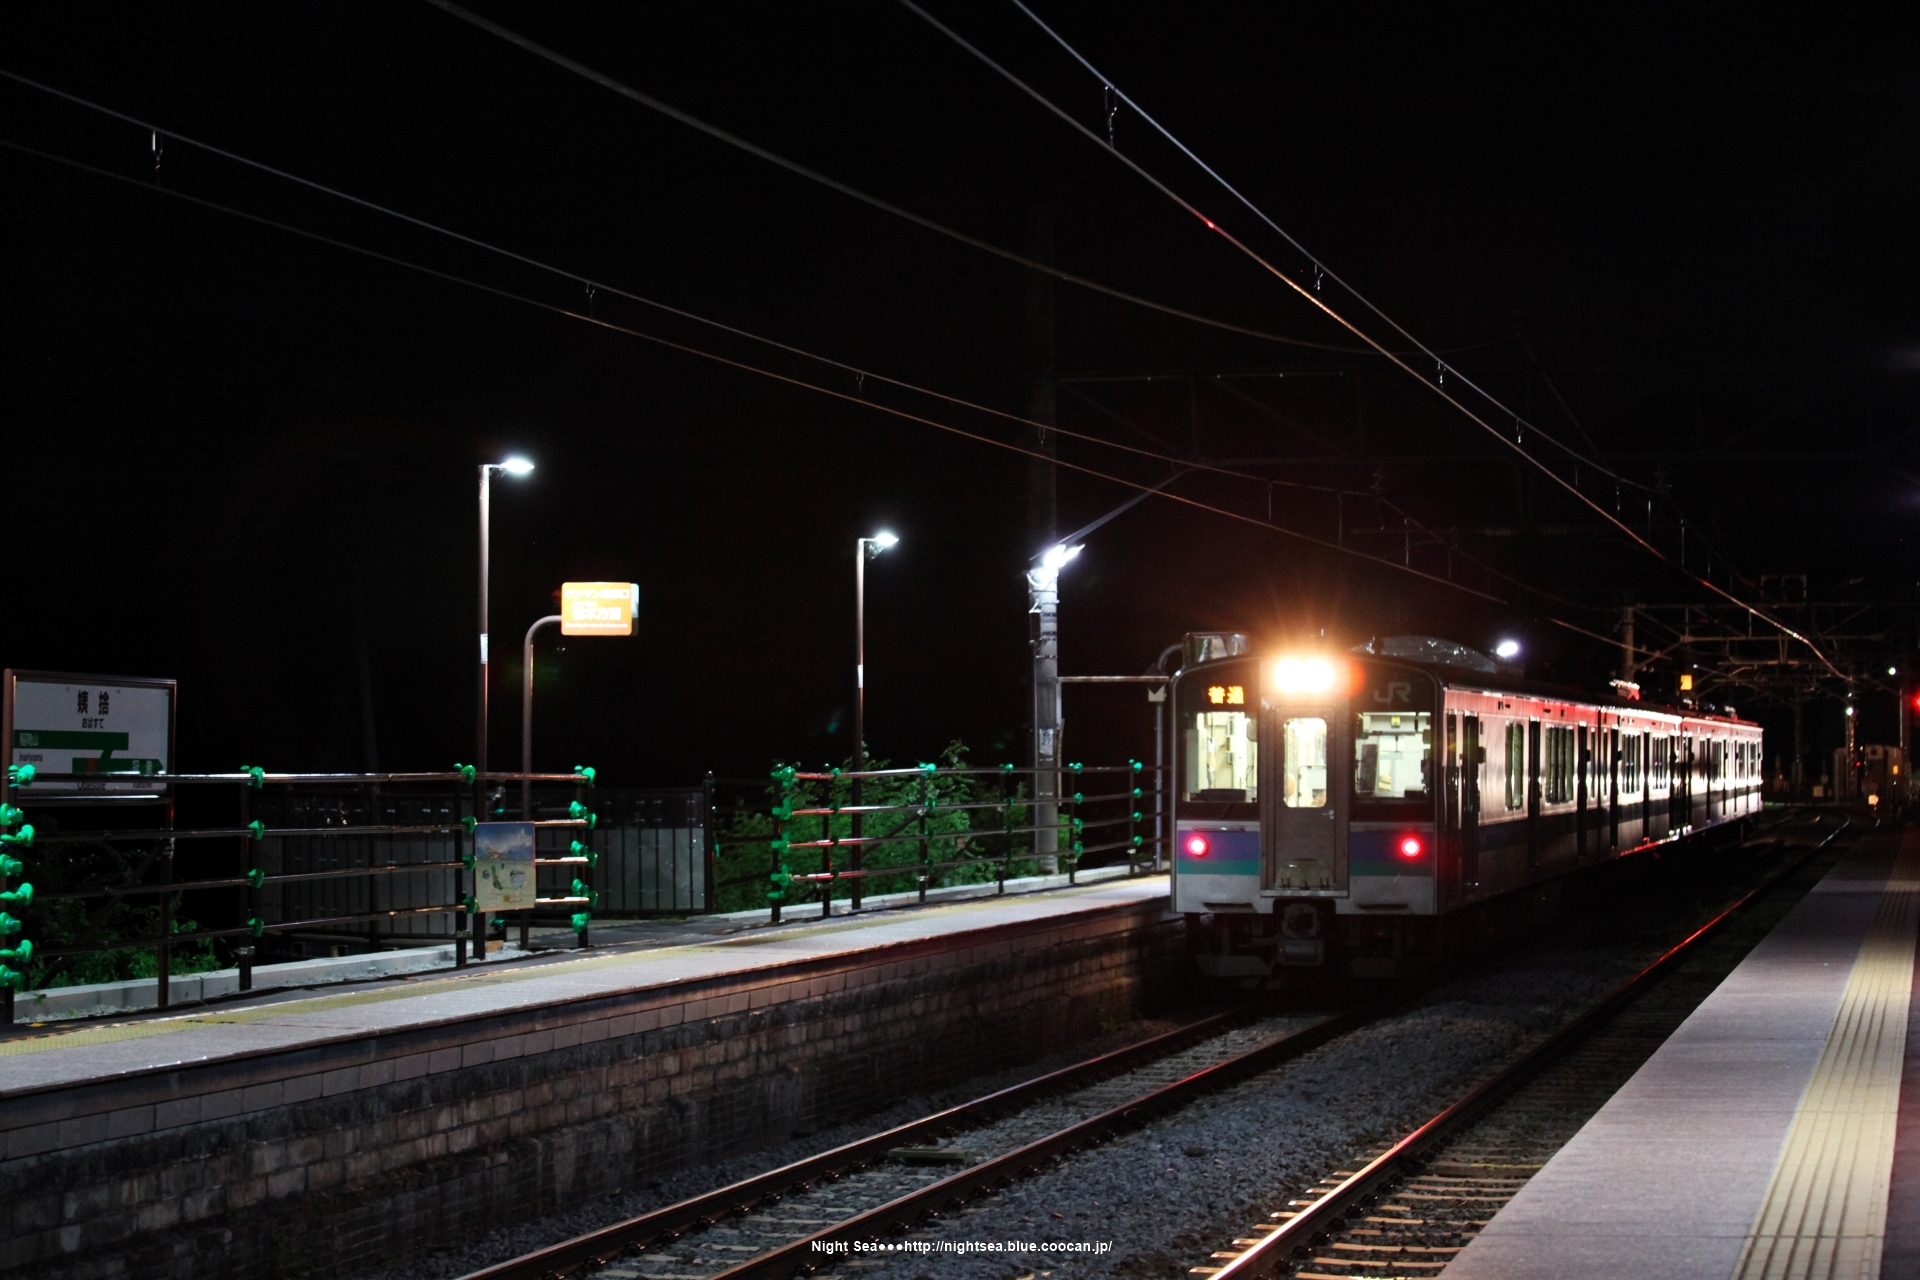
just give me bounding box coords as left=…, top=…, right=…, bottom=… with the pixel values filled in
left=712, top=741, right=1042, bottom=914
left=19, top=840, right=221, bottom=991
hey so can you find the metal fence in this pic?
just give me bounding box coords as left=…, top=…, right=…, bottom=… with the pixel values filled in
left=579, top=788, right=709, bottom=914
left=0, top=764, right=597, bottom=1024
left=725, top=760, right=1168, bottom=924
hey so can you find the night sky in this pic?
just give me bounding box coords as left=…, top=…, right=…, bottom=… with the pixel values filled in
left=4, top=4, right=1917, bottom=786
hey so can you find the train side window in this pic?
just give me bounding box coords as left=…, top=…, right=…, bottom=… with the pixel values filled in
left=1281, top=717, right=1328, bottom=808
left=1504, top=722, right=1526, bottom=810
left=1544, top=725, right=1576, bottom=804
left=1185, top=709, right=1258, bottom=803
left=1354, top=711, right=1432, bottom=800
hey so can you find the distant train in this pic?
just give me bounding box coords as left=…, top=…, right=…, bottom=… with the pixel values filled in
left=1171, top=633, right=1764, bottom=978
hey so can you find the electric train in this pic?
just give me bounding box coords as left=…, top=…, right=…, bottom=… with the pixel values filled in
left=1171, top=633, right=1764, bottom=977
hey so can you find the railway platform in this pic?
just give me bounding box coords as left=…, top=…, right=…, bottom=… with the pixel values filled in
left=1446, top=824, right=1920, bottom=1280
left=0, top=871, right=1175, bottom=1279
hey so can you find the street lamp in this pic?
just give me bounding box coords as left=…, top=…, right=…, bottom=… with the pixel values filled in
left=478, top=456, right=534, bottom=792
left=1027, top=542, right=1083, bottom=874
left=522, top=614, right=562, bottom=818
left=852, top=532, right=899, bottom=911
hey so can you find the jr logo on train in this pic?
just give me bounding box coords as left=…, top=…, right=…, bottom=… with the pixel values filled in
left=1172, top=633, right=1764, bottom=978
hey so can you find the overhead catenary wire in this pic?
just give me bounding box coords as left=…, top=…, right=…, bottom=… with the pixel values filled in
left=0, top=68, right=1489, bottom=553
left=0, top=70, right=1578, bottom=615
left=999, top=0, right=1804, bottom=660
left=901, top=0, right=1843, bottom=680
left=0, top=134, right=1512, bottom=606
left=408, top=4, right=1510, bottom=364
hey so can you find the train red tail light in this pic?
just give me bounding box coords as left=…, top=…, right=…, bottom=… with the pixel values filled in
left=1398, top=834, right=1424, bottom=859
left=1185, top=834, right=1210, bottom=857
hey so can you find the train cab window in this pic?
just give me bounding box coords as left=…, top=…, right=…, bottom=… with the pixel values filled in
left=1354, top=712, right=1431, bottom=800
left=1281, top=717, right=1329, bottom=808
left=1185, top=707, right=1258, bottom=804
left=1504, top=722, right=1526, bottom=810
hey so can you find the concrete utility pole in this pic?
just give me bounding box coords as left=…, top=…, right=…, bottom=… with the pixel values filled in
left=1792, top=691, right=1805, bottom=794
left=1026, top=205, right=1060, bottom=873
left=1619, top=602, right=1637, bottom=683
left=1901, top=662, right=1912, bottom=806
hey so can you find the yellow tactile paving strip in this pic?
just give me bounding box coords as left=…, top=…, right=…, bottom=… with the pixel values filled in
left=0, top=879, right=1156, bottom=1059
left=1731, top=845, right=1920, bottom=1280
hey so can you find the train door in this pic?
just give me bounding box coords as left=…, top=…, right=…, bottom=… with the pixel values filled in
left=1608, top=726, right=1621, bottom=849
left=1461, top=715, right=1482, bottom=889
left=1445, top=711, right=1461, bottom=902
left=1575, top=725, right=1589, bottom=859
left=1526, top=719, right=1542, bottom=869
left=1640, top=732, right=1653, bottom=833
left=1260, top=702, right=1348, bottom=893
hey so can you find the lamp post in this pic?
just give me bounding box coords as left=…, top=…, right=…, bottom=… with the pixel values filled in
left=853, top=531, right=898, bottom=910
left=477, top=456, right=534, bottom=794
left=1027, top=541, right=1082, bottom=874
left=522, top=614, right=562, bottom=818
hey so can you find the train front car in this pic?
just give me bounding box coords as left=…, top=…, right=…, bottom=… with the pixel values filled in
left=1174, top=634, right=1765, bottom=981
left=1174, top=644, right=1440, bottom=979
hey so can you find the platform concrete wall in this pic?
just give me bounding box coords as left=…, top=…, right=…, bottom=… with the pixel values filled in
left=0, top=895, right=1181, bottom=1280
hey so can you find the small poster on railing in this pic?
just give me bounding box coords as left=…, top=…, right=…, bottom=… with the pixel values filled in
left=473, top=822, right=537, bottom=912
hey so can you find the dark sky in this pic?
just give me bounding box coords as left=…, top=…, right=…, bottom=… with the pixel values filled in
left=4, top=2, right=1918, bottom=783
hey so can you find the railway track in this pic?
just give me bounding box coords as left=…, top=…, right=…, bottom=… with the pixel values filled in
left=1193, top=812, right=1853, bottom=1280
left=460, top=813, right=1833, bottom=1280
left=463, top=1002, right=1367, bottom=1280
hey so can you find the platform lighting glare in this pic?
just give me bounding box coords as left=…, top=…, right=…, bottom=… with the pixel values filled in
left=1042, top=543, right=1084, bottom=573
left=872, top=531, right=899, bottom=550
left=1846, top=706, right=1856, bottom=717
left=1494, top=639, right=1522, bottom=659
left=1271, top=656, right=1337, bottom=696
left=498, top=456, right=535, bottom=477
left=1891, top=667, right=1899, bottom=676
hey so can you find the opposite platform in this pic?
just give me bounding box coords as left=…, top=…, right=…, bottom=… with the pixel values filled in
left=1444, top=826, right=1920, bottom=1280
left=0, top=873, right=1177, bottom=1279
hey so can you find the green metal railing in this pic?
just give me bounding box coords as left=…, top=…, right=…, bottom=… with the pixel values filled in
left=736, top=761, right=1166, bottom=924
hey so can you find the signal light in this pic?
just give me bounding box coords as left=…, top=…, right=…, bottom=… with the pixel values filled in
left=1184, top=833, right=1210, bottom=857
left=1398, top=834, right=1424, bottom=860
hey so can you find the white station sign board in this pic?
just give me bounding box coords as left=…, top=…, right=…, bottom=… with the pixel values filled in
left=3, top=670, right=175, bottom=794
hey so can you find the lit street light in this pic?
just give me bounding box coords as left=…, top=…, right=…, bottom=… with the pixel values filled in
left=1495, top=638, right=1522, bottom=660
left=1027, top=541, right=1083, bottom=874
left=478, top=456, right=534, bottom=792
left=853, top=531, right=898, bottom=909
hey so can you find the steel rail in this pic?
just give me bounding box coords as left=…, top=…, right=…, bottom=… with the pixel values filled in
left=698, top=1012, right=1372, bottom=1280
left=1205, top=811, right=1852, bottom=1280
left=458, top=1000, right=1361, bottom=1280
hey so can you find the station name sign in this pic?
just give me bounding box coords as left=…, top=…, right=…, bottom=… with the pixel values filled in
left=561, top=582, right=639, bottom=637
left=3, top=670, right=176, bottom=794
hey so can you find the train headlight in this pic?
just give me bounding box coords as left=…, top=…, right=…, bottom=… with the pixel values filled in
left=1184, top=833, right=1210, bottom=858
left=1270, top=657, right=1336, bottom=696
left=1398, top=834, right=1424, bottom=860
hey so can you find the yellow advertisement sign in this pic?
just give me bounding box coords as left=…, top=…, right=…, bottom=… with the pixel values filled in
left=561, top=582, right=639, bottom=636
